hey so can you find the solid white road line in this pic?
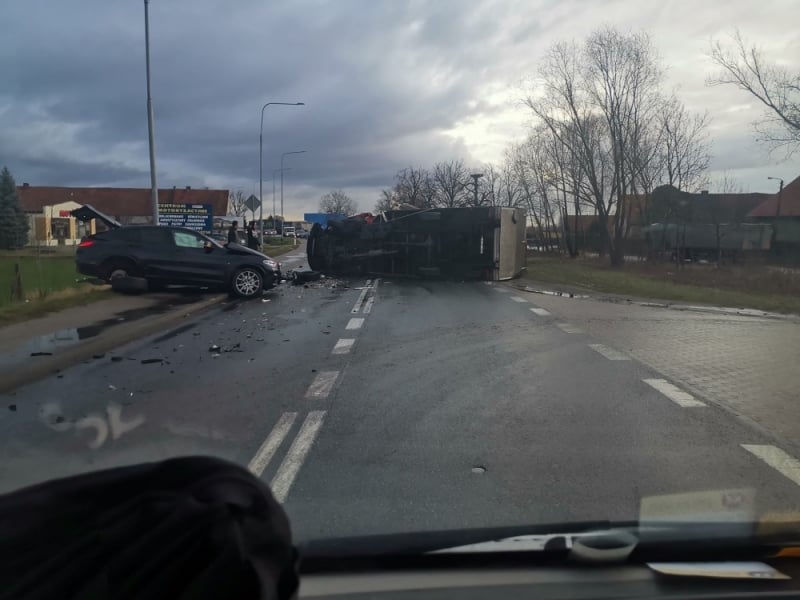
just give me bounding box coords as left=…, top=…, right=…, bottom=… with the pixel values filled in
left=332, top=338, right=355, bottom=354
left=588, top=343, right=631, bottom=361
left=346, top=318, right=364, bottom=330
left=510, top=296, right=528, bottom=303
left=643, top=378, right=706, bottom=407
left=363, top=278, right=380, bottom=314
left=351, top=287, right=370, bottom=314
left=741, top=444, right=800, bottom=488
left=271, top=411, right=327, bottom=502
left=248, top=412, right=297, bottom=476
left=530, top=307, right=551, bottom=316
left=556, top=322, right=583, bottom=334
left=305, top=371, right=339, bottom=398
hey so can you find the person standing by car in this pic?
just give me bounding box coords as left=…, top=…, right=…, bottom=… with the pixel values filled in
left=246, top=222, right=259, bottom=250
left=227, top=220, right=239, bottom=244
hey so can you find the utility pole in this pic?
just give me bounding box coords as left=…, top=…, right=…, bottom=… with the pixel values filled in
left=259, top=102, right=304, bottom=245
left=144, top=0, right=159, bottom=224
left=470, top=173, right=483, bottom=206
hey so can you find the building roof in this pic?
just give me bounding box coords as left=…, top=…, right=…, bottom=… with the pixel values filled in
left=17, top=186, right=229, bottom=217
left=747, top=176, right=800, bottom=218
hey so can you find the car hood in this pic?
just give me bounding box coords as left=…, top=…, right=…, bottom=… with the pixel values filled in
left=225, top=242, right=271, bottom=260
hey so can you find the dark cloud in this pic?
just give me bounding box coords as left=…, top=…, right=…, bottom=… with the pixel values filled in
left=2, top=0, right=798, bottom=215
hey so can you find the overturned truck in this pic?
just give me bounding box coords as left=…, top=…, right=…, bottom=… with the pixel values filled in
left=307, top=207, right=526, bottom=280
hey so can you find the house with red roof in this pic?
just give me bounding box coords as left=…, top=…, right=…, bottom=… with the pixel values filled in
left=747, top=175, right=800, bottom=249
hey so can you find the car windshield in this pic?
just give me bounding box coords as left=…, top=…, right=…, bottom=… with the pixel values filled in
left=2, top=0, right=800, bottom=567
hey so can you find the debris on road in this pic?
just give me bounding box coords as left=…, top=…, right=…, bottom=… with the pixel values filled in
left=208, top=344, right=221, bottom=353
left=140, top=358, right=163, bottom=365
left=108, top=384, right=117, bottom=391
left=110, top=356, right=124, bottom=363
left=30, top=352, right=53, bottom=357
left=8, top=405, right=16, bottom=412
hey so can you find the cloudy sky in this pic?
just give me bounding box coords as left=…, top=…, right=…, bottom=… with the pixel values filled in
left=3, top=0, right=799, bottom=219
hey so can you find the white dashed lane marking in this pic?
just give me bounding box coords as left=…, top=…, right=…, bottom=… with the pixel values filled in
left=248, top=412, right=297, bottom=477
left=556, top=323, right=583, bottom=334
left=742, top=445, right=800, bottom=488
left=530, top=307, right=551, bottom=316
left=332, top=338, right=355, bottom=354
left=305, top=371, right=339, bottom=398
left=588, top=343, right=631, bottom=361
left=510, top=296, right=528, bottom=303
left=271, top=411, right=327, bottom=502
left=346, top=318, right=364, bottom=330
left=643, top=378, right=706, bottom=407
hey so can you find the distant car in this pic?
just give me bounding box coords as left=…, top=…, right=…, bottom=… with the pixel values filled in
left=283, top=226, right=296, bottom=237
left=295, top=229, right=309, bottom=239
left=73, top=208, right=281, bottom=298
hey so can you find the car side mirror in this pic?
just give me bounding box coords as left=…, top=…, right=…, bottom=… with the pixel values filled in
left=203, top=241, right=214, bottom=253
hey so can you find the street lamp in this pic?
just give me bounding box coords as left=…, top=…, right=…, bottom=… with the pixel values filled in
left=281, top=150, right=307, bottom=226
left=259, top=101, right=304, bottom=246
left=273, top=168, right=291, bottom=230
left=767, top=176, right=784, bottom=217
left=144, top=0, right=159, bottom=223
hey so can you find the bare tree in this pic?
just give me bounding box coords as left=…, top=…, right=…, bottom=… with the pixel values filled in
left=709, top=30, right=800, bottom=156
left=394, top=167, right=429, bottom=207
left=523, top=28, right=690, bottom=265
left=320, top=190, right=358, bottom=215
left=712, top=170, right=746, bottom=194
left=659, top=96, right=711, bottom=191
left=375, top=189, right=395, bottom=212
left=228, top=190, right=248, bottom=217
left=432, top=160, right=469, bottom=208
left=498, top=156, right=522, bottom=208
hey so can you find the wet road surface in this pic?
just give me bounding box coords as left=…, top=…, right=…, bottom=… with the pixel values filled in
left=1, top=276, right=799, bottom=543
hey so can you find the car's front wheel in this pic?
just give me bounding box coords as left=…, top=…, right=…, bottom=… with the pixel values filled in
left=231, top=267, right=263, bottom=298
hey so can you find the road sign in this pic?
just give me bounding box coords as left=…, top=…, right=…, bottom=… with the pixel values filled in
left=158, top=203, right=213, bottom=231
left=245, top=194, right=261, bottom=213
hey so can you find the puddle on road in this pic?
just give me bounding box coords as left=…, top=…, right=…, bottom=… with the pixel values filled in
left=0, top=294, right=210, bottom=371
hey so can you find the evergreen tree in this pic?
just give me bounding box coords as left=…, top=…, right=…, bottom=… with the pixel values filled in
left=0, top=167, right=29, bottom=249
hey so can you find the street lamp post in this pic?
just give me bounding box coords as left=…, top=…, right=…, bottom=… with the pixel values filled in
left=259, top=102, right=304, bottom=246
left=144, top=0, right=159, bottom=223
left=273, top=168, right=291, bottom=231
left=767, top=176, right=785, bottom=217
left=280, top=150, right=307, bottom=227
left=470, top=173, right=484, bottom=206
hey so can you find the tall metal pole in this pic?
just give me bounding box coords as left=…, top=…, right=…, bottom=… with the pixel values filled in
left=273, top=168, right=290, bottom=231
left=144, top=0, right=159, bottom=224
left=470, top=173, right=483, bottom=207
left=259, top=102, right=304, bottom=246
left=280, top=150, right=306, bottom=231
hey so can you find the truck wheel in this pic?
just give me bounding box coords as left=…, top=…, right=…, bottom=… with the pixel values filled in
left=231, top=267, right=263, bottom=298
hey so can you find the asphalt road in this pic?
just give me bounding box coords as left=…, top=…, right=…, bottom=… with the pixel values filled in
left=1, top=269, right=799, bottom=544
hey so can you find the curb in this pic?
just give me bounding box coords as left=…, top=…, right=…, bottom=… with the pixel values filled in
left=0, top=293, right=227, bottom=395
left=514, top=283, right=800, bottom=322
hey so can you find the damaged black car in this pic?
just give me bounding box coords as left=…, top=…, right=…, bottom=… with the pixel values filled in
left=72, top=205, right=281, bottom=298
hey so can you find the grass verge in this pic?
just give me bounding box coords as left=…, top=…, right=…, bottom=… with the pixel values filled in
left=0, top=286, right=114, bottom=326
left=263, top=244, right=301, bottom=258
left=524, top=257, right=800, bottom=315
